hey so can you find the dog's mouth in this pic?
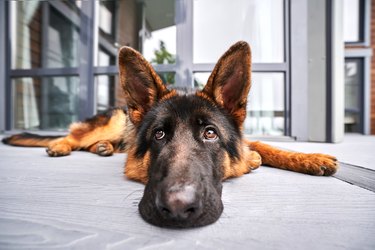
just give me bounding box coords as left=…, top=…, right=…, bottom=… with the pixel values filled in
left=138, top=181, right=223, bottom=228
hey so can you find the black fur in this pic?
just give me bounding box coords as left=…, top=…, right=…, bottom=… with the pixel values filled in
left=137, top=94, right=242, bottom=228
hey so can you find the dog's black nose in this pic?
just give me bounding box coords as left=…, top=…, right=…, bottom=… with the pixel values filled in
left=156, top=184, right=203, bottom=221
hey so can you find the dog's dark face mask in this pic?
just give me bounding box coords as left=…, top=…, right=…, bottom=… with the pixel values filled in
left=137, top=95, right=245, bottom=228
left=119, top=41, right=252, bottom=228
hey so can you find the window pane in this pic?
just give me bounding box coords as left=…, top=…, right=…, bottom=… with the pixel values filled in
left=11, top=1, right=43, bottom=69
left=193, top=72, right=210, bottom=89
left=12, top=77, right=79, bottom=130
left=343, top=0, right=360, bottom=42
left=245, top=73, right=285, bottom=135
left=97, top=48, right=116, bottom=67
left=193, top=0, right=284, bottom=63
left=142, top=0, right=176, bottom=64
left=344, top=59, right=362, bottom=132
left=47, top=6, right=80, bottom=67
left=96, top=75, right=115, bottom=112
left=98, top=0, right=176, bottom=66
left=157, top=72, right=176, bottom=86
left=96, top=1, right=117, bottom=66
left=11, top=1, right=81, bottom=69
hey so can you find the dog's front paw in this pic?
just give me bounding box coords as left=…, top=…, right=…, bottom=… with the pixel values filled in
left=96, top=141, right=114, bottom=156
left=300, top=153, right=338, bottom=176
left=248, top=150, right=262, bottom=170
left=46, top=143, right=71, bottom=157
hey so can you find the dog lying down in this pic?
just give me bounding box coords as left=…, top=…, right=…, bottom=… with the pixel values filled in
left=2, top=41, right=338, bottom=228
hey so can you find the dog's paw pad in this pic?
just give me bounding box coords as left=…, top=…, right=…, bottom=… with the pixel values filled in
left=96, top=142, right=113, bottom=156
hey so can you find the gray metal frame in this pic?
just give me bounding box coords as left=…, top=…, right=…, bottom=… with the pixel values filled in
left=78, top=1, right=96, bottom=120
left=0, top=0, right=6, bottom=132
left=344, top=0, right=371, bottom=46
left=342, top=0, right=372, bottom=135
left=343, top=0, right=372, bottom=135
left=4, top=1, right=99, bottom=131
left=345, top=49, right=373, bottom=134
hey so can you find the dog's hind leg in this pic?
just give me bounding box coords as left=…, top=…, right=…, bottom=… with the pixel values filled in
left=247, top=140, right=338, bottom=176
left=46, top=108, right=129, bottom=157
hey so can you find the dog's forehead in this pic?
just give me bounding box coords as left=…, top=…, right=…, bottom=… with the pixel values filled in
left=157, top=94, right=217, bottom=121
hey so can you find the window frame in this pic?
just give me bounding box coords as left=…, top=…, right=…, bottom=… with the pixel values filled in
left=178, top=0, right=291, bottom=136
left=343, top=0, right=372, bottom=134
left=3, top=0, right=291, bottom=136
left=344, top=0, right=371, bottom=46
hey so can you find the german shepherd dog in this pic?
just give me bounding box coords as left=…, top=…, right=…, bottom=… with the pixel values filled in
left=2, top=41, right=338, bottom=228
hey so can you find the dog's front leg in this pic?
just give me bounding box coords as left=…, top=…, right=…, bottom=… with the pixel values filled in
left=247, top=140, right=338, bottom=176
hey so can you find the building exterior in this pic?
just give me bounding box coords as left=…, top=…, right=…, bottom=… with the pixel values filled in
left=0, top=0, right=373, bottom=142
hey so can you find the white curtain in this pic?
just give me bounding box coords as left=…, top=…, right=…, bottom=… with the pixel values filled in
left=13, top=1, right=40, bottom=129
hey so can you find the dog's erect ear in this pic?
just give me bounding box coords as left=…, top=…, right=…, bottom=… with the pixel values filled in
left=119, top=46, right=171, bottom=126
left=201, top=41, right=251, bottom=127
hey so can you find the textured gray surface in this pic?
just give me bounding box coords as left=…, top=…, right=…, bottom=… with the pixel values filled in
left=0, top=135, right=375, bottom=250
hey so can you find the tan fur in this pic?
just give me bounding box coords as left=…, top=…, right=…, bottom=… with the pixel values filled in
left=222, top=143, right=262, bottom=180
left=46, top=109, right=132, bottom=157
left=124, top=148, right=149, bottom=184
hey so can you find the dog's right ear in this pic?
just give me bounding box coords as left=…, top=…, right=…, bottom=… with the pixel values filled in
left=200, top=41, right=251, bottom=128
left=119, top=47, right=171, bottom=126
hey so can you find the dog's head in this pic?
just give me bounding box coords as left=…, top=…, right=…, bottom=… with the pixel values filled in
left=119, top=41, right=252, bottom=228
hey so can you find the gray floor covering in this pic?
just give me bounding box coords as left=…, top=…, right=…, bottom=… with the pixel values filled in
left=0, top=134, right=374, bottom=250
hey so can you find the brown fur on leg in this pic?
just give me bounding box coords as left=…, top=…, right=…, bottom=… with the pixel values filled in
left=247, top=140, right=338, bottom=176
left=46, top=109, right=131, bottom=157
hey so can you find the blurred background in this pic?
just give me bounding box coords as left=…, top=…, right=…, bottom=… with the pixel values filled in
left=0, top=0, right=373, bottom=142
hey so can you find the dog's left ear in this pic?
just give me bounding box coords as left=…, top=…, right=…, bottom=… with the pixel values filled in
left=118, top=46, right=171, bottom=126
left=201, top=41, right=251, bottom=127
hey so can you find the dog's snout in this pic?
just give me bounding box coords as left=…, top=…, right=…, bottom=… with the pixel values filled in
left=156, top=184, right=203, bottom=221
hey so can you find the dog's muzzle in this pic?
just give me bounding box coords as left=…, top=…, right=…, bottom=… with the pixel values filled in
left=139, top=178, right=223, bottom=228
left=155, top=183, right=203, bottom=221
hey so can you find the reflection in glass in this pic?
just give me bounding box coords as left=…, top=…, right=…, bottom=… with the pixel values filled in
left=11, top=1, right=80, bottom=69
left=245, top=73, right=284, bottom=135
left=158, top=72, right=175, bottom=86
left=141, top=0, right=176, bottom=64
left=13, top=77, right=79, bottom=130
left=96, top=75, right=115, bottom=112
left=143, top=27, right=176, bottom=64
left=99, top=1, right=116, bottom=38
left=193, top=0, right=284, bottom=63
left=11, top=1, right=43, bottom=69
left=344, top=59, right=362, bottom=132
left=193, top=72, right=210, bottom=89
left=98, top=48, right=116, bottom=67
left=343, top=0, right=360, bottom=42
left=95, top=0, right=176, bottom=66
left=47, top=6, right=80, bottom=67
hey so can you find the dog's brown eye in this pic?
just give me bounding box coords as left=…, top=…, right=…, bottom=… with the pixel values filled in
left=155, top=130, right=165, bottom=140
left=204, top=128, right=218, bottom=140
